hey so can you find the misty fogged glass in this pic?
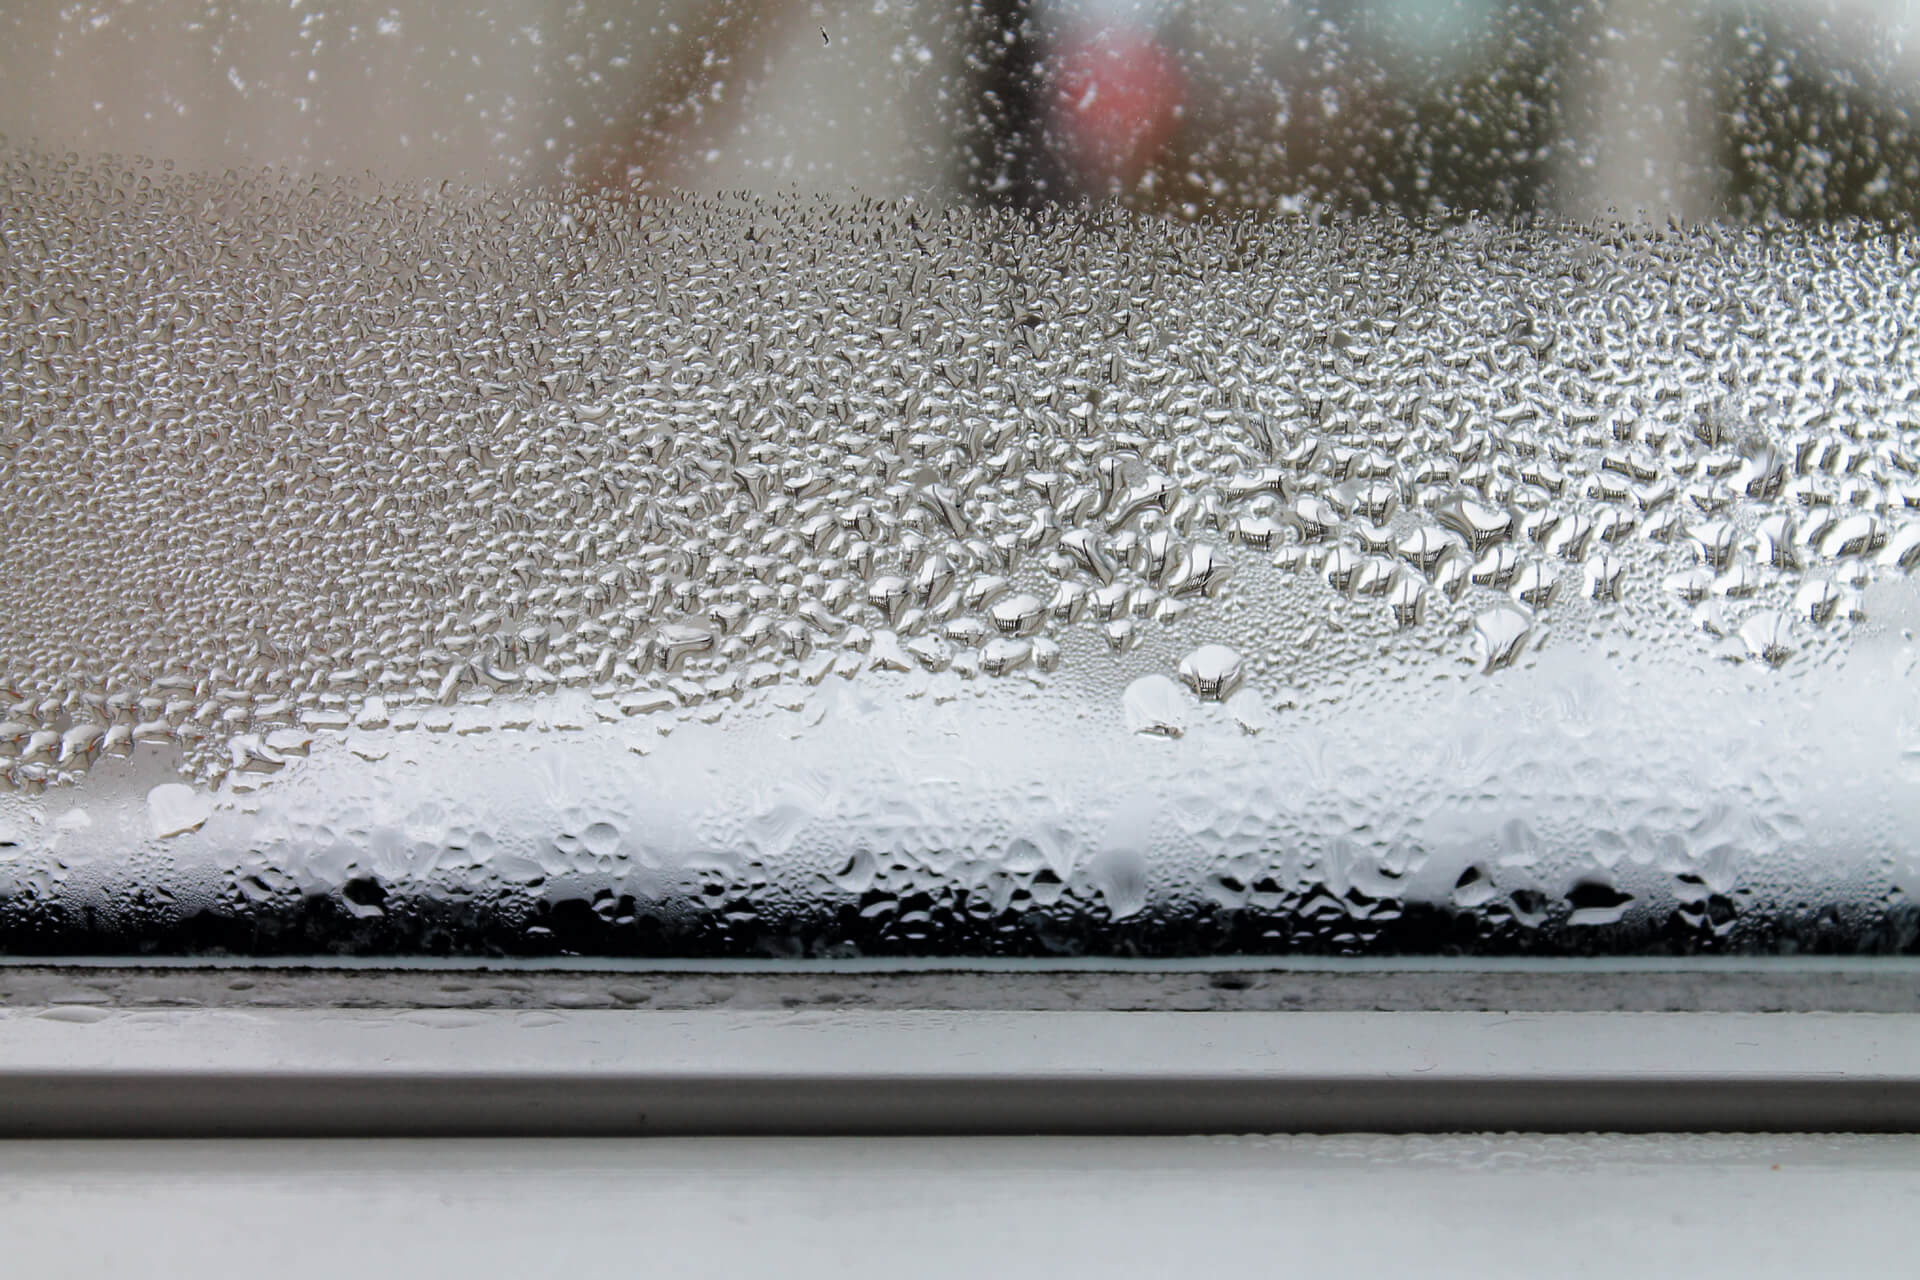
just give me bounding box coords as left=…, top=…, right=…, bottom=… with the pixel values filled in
left=1, top=0, right=1918, bottom=958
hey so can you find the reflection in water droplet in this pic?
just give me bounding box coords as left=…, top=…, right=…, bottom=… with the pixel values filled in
left=1880, top=524, right=1920, bottom=571
left=988, top=593, right=1048, bottom=636
left=1177, top=644, right=1244, bottom=701
left=1474, top=605, right=1533, bottom=673
left=1737, top=610, right=1795, bottom=666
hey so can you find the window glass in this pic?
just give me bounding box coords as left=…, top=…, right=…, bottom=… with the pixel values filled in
left=1, top=0, right=1918, bottom=958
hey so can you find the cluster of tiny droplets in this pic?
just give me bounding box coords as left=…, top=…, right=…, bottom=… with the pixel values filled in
left=2, top=142, right=1919, bottom=798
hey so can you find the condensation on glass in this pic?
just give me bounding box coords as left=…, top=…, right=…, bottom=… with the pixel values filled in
left=1, top=1, right=1918, bottom=958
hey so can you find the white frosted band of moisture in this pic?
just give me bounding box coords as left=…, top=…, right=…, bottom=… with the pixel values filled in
left=4, top=583, right=1917, bottom=945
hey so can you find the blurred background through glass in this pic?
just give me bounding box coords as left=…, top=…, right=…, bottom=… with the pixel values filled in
left=2, top=0, right=1917, bottom=223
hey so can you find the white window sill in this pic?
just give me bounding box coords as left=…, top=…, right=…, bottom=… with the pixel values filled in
left=3, top=1133, right=1917, bottom=1280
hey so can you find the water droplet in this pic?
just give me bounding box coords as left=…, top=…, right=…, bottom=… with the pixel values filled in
left=1737, top=610, right=1795, bottom=666
left=1177, top=644, right=1244, bottom=701
left=1473, top=605, right=1533, bottom=673
left=146, top=784, right=212, bottom=839
left=988, top=592, right=1048, bottom=636
left=1123, top=674, right=1188, bottom=737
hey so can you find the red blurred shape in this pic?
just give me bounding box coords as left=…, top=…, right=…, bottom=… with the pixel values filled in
left=1052, top=23, right=1186, bottom=191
